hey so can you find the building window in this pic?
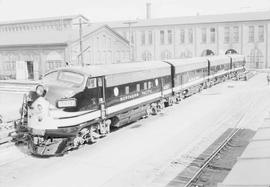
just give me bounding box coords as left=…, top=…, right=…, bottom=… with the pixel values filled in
left=248, top=26, right=255, bottom=43
left=188, top=28, right=193, bottom=43
left=160, top=30, right=165, bottom=45
left=233, top=26, right=239, bottom=43
left=142, top=51, right=152, bottom=61
left=46, top=60, right=63, bottom=71
left=258, top=25, right=264, bottom=42
left=148, top=31, right=152, bottom=45
left=161, top=50, right=172, bottom=60
left=107, top=38, right=112, bottom=48
left=180, top=29, right=185, bottom=44
left=122, top=31, right=127, bottom=39
left=224, top=26, right=230, bottom=44
left=210, top=28, right=215, bottom=43
left=168, top=30, right=172, bottom=44
left=131, top=32, right=134, bottom=44
left=201, top=28, right=206, bottom=43
left=141, top=31, right=145, bottom=45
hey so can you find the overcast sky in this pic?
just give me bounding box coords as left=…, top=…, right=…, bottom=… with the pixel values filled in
left=0, top=0, right=270, bottom=22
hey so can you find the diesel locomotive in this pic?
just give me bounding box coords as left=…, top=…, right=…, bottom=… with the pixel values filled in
left=17, top=54, right=245, bottom=156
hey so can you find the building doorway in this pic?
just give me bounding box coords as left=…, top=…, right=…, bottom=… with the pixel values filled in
left=247, top=48, right=264, bottom=69
left=201, top=49, right=215, bottom=56
left=225, top=49, right=238, bottom=55
left=26, top=61, right=34, bottom=80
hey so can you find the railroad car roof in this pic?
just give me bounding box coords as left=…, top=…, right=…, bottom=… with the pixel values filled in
left=51, top=61, right=171, bottom=86
left=227, top=54, right=245, bottom=62
left=166, top=57, right=208, bottom=74
left=206, top=55, right=231, bottom=66
left=55, top=61, right=169, bottom=76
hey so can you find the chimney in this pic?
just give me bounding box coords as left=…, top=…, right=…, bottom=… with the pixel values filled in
left=146, top=3, right=151, bottom=19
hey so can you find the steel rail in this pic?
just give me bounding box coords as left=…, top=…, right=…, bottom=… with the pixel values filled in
left=183, top=114, right=245, bottom=187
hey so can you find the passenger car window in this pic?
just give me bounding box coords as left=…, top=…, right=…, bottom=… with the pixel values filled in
left=125, top=86, right=129, bottom=94
left=87, top=78, right=97, bottom=89
left=144, top=82, right=147, bottom=90
left=136, top=84, right=140, bottom=92
left=148, top=81, right=152, bottom=89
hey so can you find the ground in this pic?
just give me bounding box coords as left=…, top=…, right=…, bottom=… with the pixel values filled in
left=0, top=92, right=23, bottom=121
left=0, top=73, right=269, bottom=187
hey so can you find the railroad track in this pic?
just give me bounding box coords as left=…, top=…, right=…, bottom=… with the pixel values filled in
left=183, top=127, right=242, bottom=187
left=0, top=119, right=18, bottom=145
left=182, top=106, right=253, bottom=187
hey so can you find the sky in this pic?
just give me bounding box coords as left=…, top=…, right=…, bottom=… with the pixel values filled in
left=0, top=0, right=270, bottom=22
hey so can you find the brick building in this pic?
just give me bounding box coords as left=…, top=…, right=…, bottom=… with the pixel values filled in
left=0, top=15, right=130, bottom=80
left=105, top=10, right=270, bottom=69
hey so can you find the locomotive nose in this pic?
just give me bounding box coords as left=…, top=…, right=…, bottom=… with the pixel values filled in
left=44, top=86, right=76, bottom=106
left=27, top=97, right=56, bottom=130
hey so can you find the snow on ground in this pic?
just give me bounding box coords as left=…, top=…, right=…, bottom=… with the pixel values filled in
left=0, top=92, right=23, bottom=121
left=0, top=73, right=270, bottom=187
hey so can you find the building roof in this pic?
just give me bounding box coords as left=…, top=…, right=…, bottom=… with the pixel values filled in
left=0, top=23, right=127, bottom=47
left=0, top=15, right=88, bottom=47
left=77, top=24, right=129, bottom=45
left=0, top=14, right=88, bottom=26
left=0, top=30, right=72, bottom=47
left=102, top=11, right=270, bottom=28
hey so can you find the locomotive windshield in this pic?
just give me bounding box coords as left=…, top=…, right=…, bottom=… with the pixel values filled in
left=43, top=71, right=84, bottom=87
left=58, top=71, right=84, bottom=85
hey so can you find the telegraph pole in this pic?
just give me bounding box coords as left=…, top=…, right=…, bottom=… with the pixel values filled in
left=73, top=17, right=88, bottom=66
left=79, top=18, right=84, bottom=66
left=123, top=21, right=137, bottom=61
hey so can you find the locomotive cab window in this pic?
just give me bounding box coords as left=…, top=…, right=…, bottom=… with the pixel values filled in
left=58, top=71, right=84, bottom=86
left=97, top=78, right=103, bottom=87
left=43, top=71, right=58, bottom=84
left=87, top=78, right=97, bottom=89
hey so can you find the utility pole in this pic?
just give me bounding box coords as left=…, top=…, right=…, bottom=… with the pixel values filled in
left=74, top=17, right=88, bottom=66
left=123, top=21, right=137, bottom=61
left=79, top=18, right=84, bottom=66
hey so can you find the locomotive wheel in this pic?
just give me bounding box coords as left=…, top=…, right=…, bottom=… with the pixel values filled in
left=169, top=98, right=174, bottom=106
left=88, top=125, right=97, bottom=143
left=151, top=106, right=158, bottom=115
left=99, top=120, right=111, bottom=137
left=145, top=105, right=152, bottom=117
left=157, top=101, right=164, bottom=111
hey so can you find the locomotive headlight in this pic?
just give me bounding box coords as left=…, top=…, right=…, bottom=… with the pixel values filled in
left=36, top=85, right=45, bottom=97
left=57, top=98, right=77, bottom=108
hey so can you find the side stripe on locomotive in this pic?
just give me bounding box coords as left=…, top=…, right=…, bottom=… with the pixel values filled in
left=106, top=92, right=162, bottom=114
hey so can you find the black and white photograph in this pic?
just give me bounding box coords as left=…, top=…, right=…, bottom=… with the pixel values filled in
left=0, top=0, right=270, bottom=186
